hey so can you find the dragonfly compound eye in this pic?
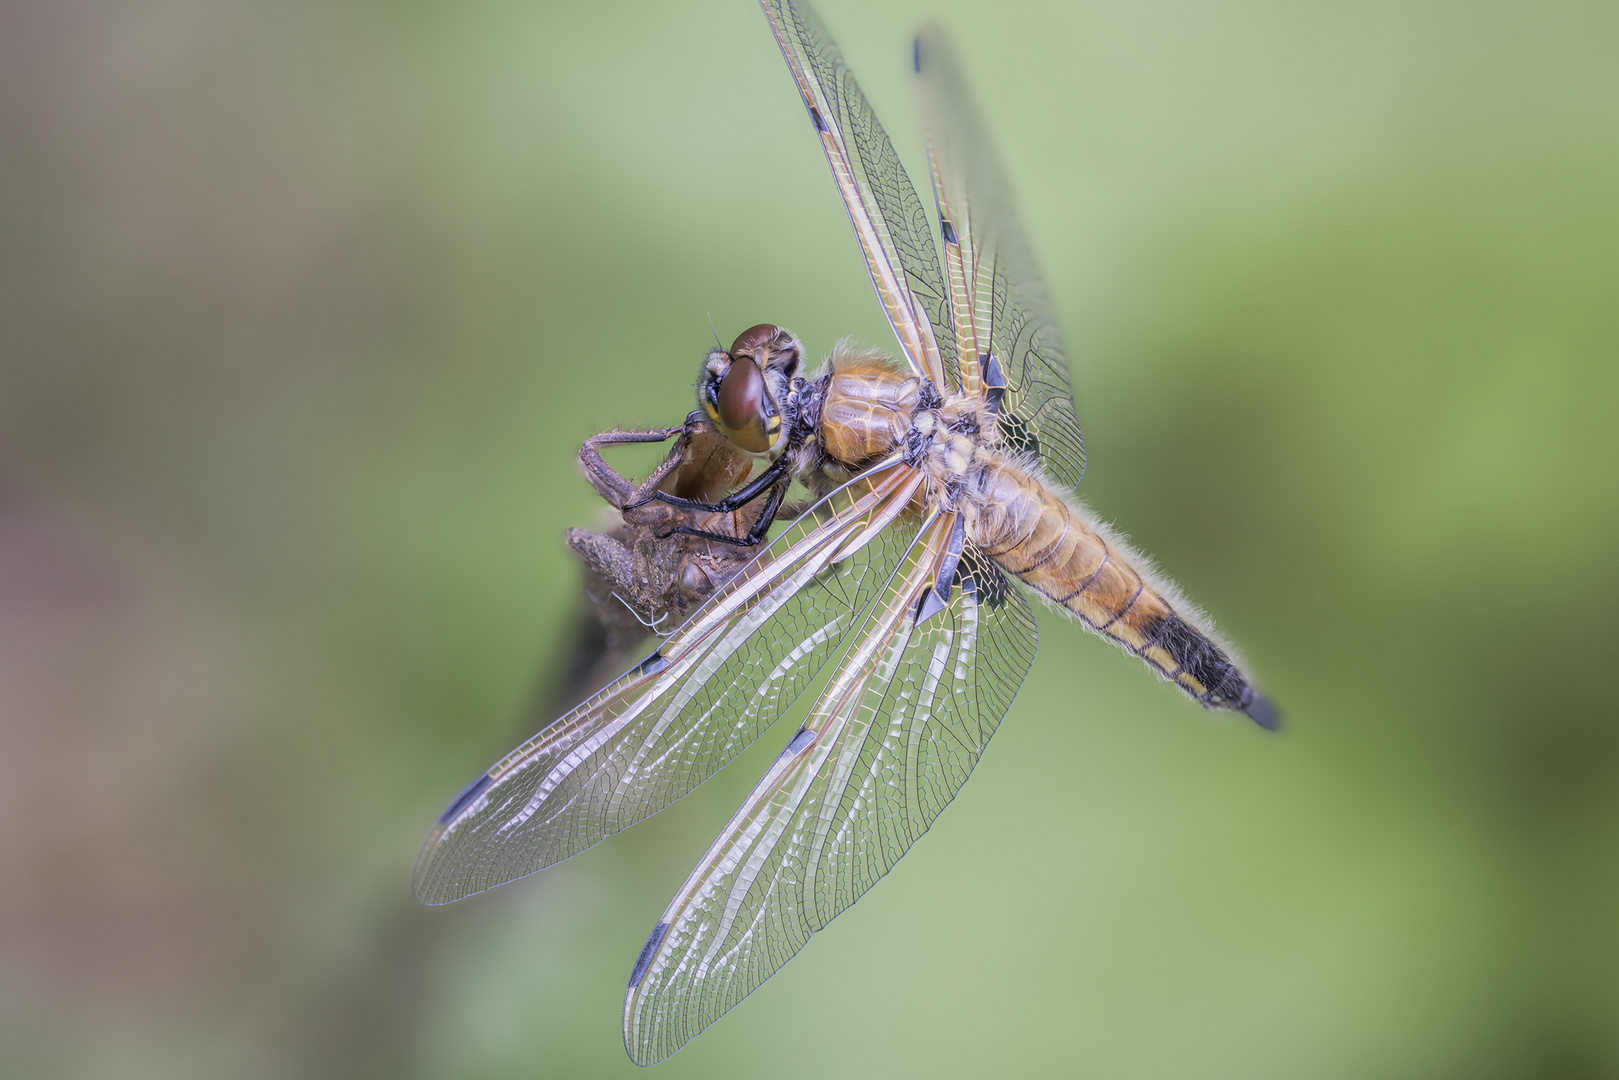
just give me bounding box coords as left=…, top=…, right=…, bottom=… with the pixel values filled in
left=715, top=355, right=776, bottom=452
left=730, top=323, right=781, bottom=357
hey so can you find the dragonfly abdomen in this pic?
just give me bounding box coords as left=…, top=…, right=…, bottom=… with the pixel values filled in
left=964, top=452, right=1275, bottom=727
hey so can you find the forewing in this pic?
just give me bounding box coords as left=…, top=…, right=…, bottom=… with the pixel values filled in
left=623, top=517, right=1038, bottom=1065
left=413, top=463, right=925, bottom=905
left=760, top=0, right=955, bottom=387
left=915, top=26, right=1087, bottom=490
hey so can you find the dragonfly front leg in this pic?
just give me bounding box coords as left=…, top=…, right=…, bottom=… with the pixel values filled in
left=624, top=451, right=794, bottom=548
left=577, top=423, right=687, bottom=509
left=627, top=450, right=790, bottom=517
left=654, top=471, right=792, bottom=549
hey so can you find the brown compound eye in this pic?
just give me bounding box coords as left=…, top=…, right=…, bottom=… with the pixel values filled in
left=716, top=356, right=771, bottom=451
left=730, top=323, right=780, bottom=358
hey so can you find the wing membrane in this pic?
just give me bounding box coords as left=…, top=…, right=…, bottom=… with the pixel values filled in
left=413, top=462, right=926, bottom=905
left=623, top=515, right=1039, bottom=1065
left=761, top=0, right=954, bottom=388
left=915, top=27, right=1087, bottom=490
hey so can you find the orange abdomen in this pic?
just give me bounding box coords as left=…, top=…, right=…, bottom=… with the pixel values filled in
left=965, top=454, right=1267, bottom=718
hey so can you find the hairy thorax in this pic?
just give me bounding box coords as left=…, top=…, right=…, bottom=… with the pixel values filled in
left=818, top=356, right=920, bottom=466
left=804, top=346, right=1013, bottom=522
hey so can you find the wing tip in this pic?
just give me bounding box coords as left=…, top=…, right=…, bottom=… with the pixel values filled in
left=409, top=851, right=455, bottom=907
left=411, top=885, right=456, bottom=908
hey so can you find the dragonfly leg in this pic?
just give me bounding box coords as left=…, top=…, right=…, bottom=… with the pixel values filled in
left=577, top=424, right=686, bottom=508
left=627, top=450, right=790, bottom=517
left=654, top=473, right=790, bottom=548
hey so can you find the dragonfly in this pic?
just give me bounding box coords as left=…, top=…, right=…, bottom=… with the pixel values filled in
left=415, top=0, right=1277, bottom=1065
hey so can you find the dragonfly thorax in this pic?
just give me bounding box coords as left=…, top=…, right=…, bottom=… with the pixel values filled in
left=777, top=342, right=1002, bottom=511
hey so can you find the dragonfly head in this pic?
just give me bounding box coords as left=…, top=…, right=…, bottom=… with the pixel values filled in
left=699, top=324, right=802, bottom=454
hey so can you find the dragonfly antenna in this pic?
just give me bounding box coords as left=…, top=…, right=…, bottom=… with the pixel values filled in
left=707, top=314, right=723, bottom=351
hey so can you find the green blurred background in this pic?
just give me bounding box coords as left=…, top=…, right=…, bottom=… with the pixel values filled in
left=2, top=1, right=1616, bottom=1077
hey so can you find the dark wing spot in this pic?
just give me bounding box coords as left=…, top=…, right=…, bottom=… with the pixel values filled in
left=935, top=514, right=965, bottom=593
left=999, top=410, right=1040, bottom=457
left=941, top=218, right=958, bottom=246
left=780, top=726, right=817, bottom=761
left=982, top=353, right=1006, bottom=389
left=439, top=773, right=492, bottom=824
left=808, top=104, right=827, bottom=133
left=914, top=586, right=949, bottom=624
left=960, top=544, right=1009, bottom=610
left=983, top=354, right=1008, bottom=412
left=638, top=651, right=669, bottom=677
left=915, top=517, right=967, bottom=625
left=628, top=922, right=670, bottom=989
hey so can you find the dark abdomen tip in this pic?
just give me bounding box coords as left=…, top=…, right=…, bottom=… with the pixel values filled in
left=1144, top=612, right=1278, bottom=729
left=1243, top=693, right=1281, bottom=731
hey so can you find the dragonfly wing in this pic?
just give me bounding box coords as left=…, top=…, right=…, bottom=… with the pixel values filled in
left=760, top=0, right=955, bottom=388
left=915, top=26, right=1088, bottom=491
left=623, top=514, right=1039, bottom=1065
left=414, top=462, right=926, bottom=905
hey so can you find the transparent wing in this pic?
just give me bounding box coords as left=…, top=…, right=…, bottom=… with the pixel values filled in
left=413, top=462, right=926, bottom=905
left=761, top=0, right=955, bottom=388
left=915, top=26, right=1087, bottom=490
left=623, top=515, right=1039, bottom=1065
